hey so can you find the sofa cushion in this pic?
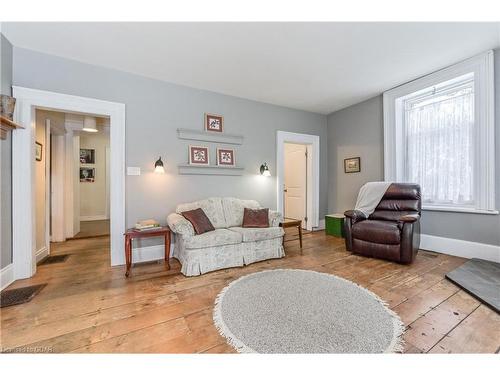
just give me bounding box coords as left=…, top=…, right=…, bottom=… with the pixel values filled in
left=222, top=198, right=261, bottom=228
left=181, top=208, right=215, bottom=235
left=183, top=229, right=242, bottom=249
left=176, top=197, right=226, bottom=229
left=228, top=226, right=284, bottom=242
left=242, top=208, right=269, bottom=228
left=352, top=220, right=401, bottom=245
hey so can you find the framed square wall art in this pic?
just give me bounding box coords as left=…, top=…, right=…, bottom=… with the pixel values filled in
left=80, top=149, right=96, bottom=164
left=344, top=157, right=361, bottom=173
left=216, top=148, right=235, bottom=166
left=35, top=142, right=43, bottom=161
left=80, top=167, right=95, bottom=182
left=205, top=113, right=223, bottom=132
left=189, top=145, right=210, bottom=165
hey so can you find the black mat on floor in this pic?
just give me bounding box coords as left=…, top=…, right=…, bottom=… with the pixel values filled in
left=0, top=284, right=47, bottom=308
left=38, top=254, right=69, bottom=265
left=446, top=258, right=500, bottom=313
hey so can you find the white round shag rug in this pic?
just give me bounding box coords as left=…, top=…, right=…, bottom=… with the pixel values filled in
left=213, top=269, right=404, bottom=353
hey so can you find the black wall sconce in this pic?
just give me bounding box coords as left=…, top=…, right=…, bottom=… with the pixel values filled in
left=260, top=162, right=271, bottom=177
left=154, top=156, right=165, bottom=174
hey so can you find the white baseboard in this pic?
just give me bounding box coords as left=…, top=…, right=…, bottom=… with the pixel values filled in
left=1, top=263, right=15, bottom=291
left=130, top=243, right=176, bottom=265
left=80, top=215, right=108, bottom=221
left=312, top=219, right=325, bottom=231
left=420, top=234, right=500, bottom=263
left=36, top=246, right=49, bottom=263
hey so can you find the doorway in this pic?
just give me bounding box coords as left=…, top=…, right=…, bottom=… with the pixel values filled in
left=74, top=116, right=110, bottom=239
left=276, top=131, right=320, bottom=232
left=284, top=142, right=308, bottom=229
left=11, top=86, right=125, bottom=281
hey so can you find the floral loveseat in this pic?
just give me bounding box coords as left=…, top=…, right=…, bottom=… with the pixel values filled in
left=167, top=197, right=285, bottom=276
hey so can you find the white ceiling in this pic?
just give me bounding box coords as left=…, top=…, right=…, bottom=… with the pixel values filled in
left=3, top=22, right=500, bottom=114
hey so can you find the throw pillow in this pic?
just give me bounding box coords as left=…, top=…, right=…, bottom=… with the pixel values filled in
left=242, top=208, right=269, bottom=228
left=181, top=208, right=215, bottom=235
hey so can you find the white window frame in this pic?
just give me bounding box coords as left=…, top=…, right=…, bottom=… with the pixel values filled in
left=383, top=50, right=496, bottom=215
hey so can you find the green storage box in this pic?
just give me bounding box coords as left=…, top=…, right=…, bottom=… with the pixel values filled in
left=325, top=214, right=345, bottom=237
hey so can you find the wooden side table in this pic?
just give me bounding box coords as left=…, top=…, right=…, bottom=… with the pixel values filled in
left=124, top=227, right=171, bottom=277
left=280, top=218, right=303, bottom=254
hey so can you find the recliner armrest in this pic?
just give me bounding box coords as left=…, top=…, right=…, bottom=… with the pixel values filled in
left=398, top=214, right=420, bottom=223
left=167, top=213, right=195, bottom=237
left=344, top=210, right=367, bottom=224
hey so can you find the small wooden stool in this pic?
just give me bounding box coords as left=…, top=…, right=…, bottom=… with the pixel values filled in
left=124, top=227, right=171, bottom=277
left=280, top=219, right=303, bottom=254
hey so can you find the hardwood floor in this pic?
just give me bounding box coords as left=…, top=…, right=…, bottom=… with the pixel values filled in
left=72, top=220, right=110, bottom=239
left=1, top=230, right=498, bottom=353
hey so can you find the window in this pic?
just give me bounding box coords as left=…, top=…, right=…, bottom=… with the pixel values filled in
left=383, top=51, right=496, bottom=214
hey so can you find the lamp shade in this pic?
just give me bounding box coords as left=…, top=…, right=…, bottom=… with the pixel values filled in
left=154, top=157, right=165, bottom=174
left=260, top=162, right=271, bottom=177
left=82, top=116, right=98, bottom=132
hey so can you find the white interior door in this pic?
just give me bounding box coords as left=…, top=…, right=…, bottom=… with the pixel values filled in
left=284, top=143, right=307, bottom=228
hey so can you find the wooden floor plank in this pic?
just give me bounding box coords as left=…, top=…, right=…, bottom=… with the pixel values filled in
left=403, top=290, right=481, bottom=352
left=428, top=304, right=500, bottom=353
left=0, top=230, right=496, bottom=354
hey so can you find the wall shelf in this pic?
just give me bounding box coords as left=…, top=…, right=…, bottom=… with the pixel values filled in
left=178, top=164, right=244, bottom=176
left=177, top=128, right=244, bottom=145
left=0, top=115, right=24, bottom=140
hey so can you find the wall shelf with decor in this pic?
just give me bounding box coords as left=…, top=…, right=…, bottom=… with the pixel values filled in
left=177, top=128, right=244, bottom=145
left=0, top=115, right=24, bottom=140
left=178, top=164, right=244, bottom=176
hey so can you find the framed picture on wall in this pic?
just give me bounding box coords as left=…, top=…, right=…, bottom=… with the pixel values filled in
left=188, top=145, right=210, bottom=165
left=80, top=149, right=96, bottom=164
left=80, top=167, right=95, bottom=182
left=344, top=157, right=361, bottom=173
left=216, top=148, right=235, bottom=166
left=204, top=113, right=223, bottom=132
left=35, top=142, right=43, bottom=161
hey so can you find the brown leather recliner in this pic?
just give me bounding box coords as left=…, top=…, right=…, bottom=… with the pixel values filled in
left=344, top=183, right=421, bottom=264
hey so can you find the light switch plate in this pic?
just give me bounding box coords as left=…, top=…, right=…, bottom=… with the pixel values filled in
left=127, top=167, right=141, bottom=176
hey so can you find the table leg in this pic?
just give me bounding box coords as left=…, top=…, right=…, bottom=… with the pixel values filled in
left=298, top=224, right=303, bottom=254
left=164, top=232, right=171, bottom=270
left=125, top=237, right=132, bottom=277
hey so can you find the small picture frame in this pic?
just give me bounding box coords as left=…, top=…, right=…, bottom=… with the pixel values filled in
left=205, top=113, right=223, bottom=132
left=35, top=142, right=43, bottom=161
left=344, top=157, right=361, bottom=173
left=216, top=148, right=235, bottom=166
left=189, top=145, right=210, bottom=165
left=80, top=167, right=95, bottom=182
left=80, top=149, right=96, bottom=164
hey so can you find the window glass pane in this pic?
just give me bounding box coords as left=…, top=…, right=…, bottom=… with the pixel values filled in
left=404, top=75, right=474, bottom=206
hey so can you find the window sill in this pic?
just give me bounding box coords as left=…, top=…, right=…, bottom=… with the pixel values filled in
left=422, top=205, right=499, bottom=215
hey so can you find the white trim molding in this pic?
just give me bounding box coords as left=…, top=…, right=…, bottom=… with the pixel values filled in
left=276, top=131, right=320, bottom=230
left=12, top=86, right=126, bottom=281
left=80, top=215, right=108, bottom=222
left=1, top=264, right=14, bottom=291
left=420, top=234, right=500, bottom=263
left=383, top=50, right=496, bottom=214
left=132, top=244, right=175, bottom=264
left=35, top=246, right=49, bottom=263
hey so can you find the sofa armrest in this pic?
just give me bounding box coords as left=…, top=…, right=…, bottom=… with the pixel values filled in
left=269, top=210, right=282, bottom=227
left=167, top=213, right=195, bottom=237
left=344, top=210, right=367, bottom=224
left=398, top=214, right=420, bottom=223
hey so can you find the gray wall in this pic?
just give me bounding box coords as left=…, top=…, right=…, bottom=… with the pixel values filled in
left=327, top=49, right=500, bottom=246
left=12, top=47, right=328, bottom=248
left=0, top=33, right=13, bottom=268
left=1, top=34, right=13, bottom=96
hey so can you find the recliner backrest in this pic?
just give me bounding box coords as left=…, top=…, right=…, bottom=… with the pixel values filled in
left=369, top=183, right=421, bottom=222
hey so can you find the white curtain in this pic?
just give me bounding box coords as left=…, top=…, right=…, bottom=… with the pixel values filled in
left=404, top=82, right=474, bottom=206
